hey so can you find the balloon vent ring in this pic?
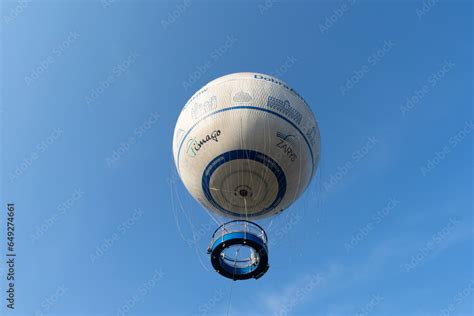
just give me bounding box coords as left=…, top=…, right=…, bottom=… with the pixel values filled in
left=207, top=220, right=269, bottom=281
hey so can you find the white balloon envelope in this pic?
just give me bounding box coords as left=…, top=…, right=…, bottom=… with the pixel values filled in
left=173, top=72, right=320, bottom=220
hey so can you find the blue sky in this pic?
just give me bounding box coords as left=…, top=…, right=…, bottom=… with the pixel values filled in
left=0, top=1, right=472, bottom=315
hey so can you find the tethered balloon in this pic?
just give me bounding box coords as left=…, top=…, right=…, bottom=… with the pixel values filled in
left=173, top=72, right=320, bottom=280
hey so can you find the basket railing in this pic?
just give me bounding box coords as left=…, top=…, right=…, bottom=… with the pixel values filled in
left=209, top=220, right=268, bottom=245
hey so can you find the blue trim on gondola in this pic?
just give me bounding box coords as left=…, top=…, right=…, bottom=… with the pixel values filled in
left=202, top=150, right=286, bottom=218
left=209, top=231, right=269, bottom=280
left=177, top=106, right=315, bottom=177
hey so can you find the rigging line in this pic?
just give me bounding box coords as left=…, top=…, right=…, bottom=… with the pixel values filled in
left=267, top=217, right=274, bottom=232
left=171, top=180, right=200, bottom=245
left=202, top=207, right=222, bottom=227
left=255, top=113, right=271, bottom=201
left=210, top=187, right=235, bottom=193
left=226, top=246, right=240, bottom=316
left=226, top=273, right=235, bottom=316
left=168, top=161, right=197, bottom=243
left=232, top=246, right=241, bottom=277
left=294, top=138, right=305, bottom=208
left=287, top=177, right=302, bottom=267
left=203, top=168, right=227, bottom=226
left=193, top=245, right=210, bottom=271
left=240, top=117, right=255, bottom=206
left=169, top=178, right=188, bottom=242
left=173, top=180, right=196, bottom=230
left=244, top=196, right=248, bottom=222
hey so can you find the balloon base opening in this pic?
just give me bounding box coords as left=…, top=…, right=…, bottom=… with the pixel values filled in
left=207, top=220, right=269, bottom=281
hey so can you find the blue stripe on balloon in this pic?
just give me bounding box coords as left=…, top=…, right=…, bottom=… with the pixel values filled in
left=202, top=150, right=286, bottom=218
left=177, top=105, right=315, bottom=176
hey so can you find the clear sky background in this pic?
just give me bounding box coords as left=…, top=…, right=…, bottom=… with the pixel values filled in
left=0, top=1, right=472, bottom=315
